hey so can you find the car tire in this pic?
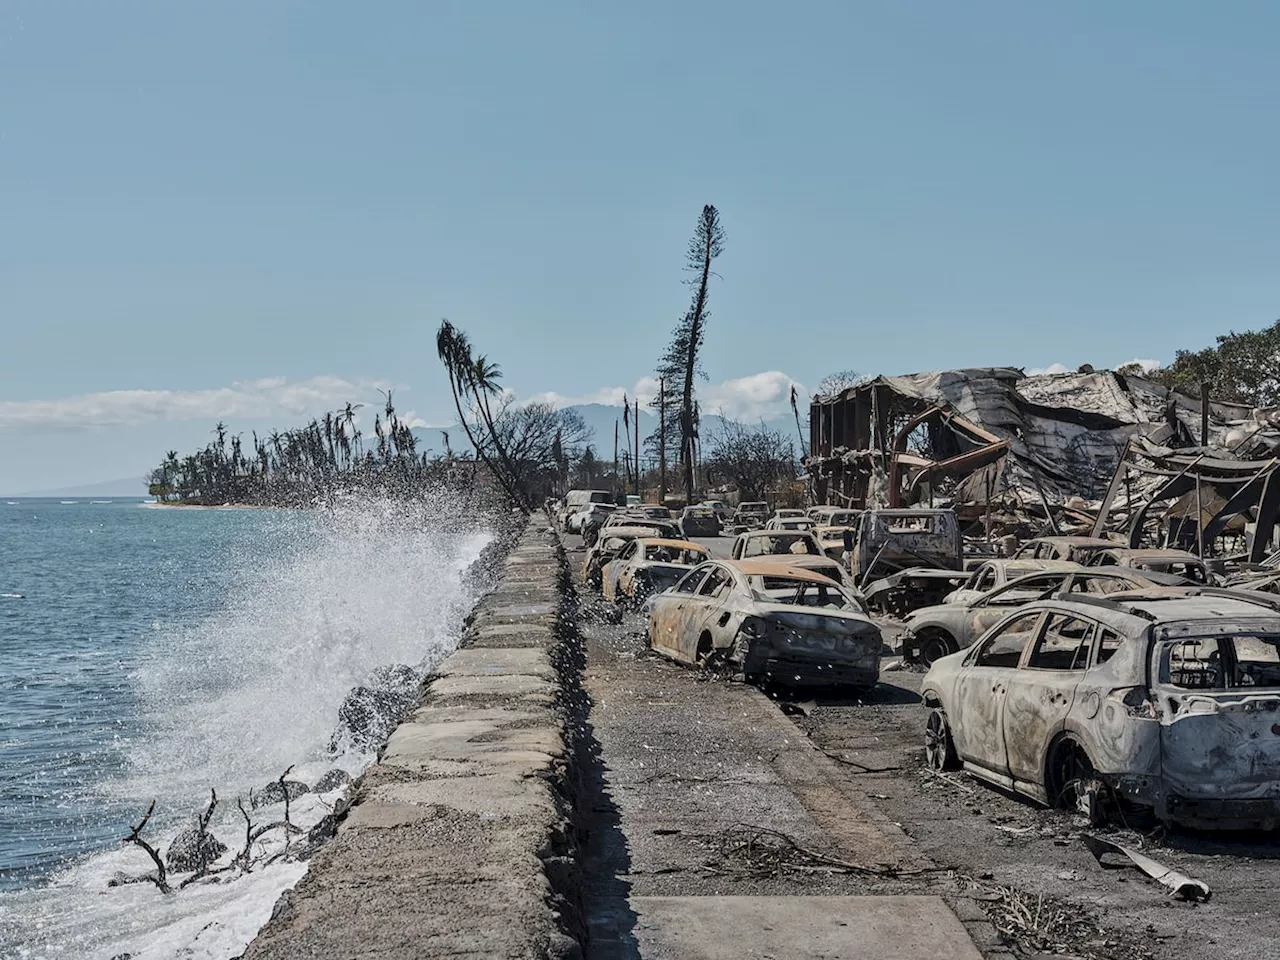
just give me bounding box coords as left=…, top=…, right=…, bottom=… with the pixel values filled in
left=925, top=707, right=960, bottom=771
left=1046, top=738, right=1097, bottom=811
left=916, top=630, right=955, bottom=667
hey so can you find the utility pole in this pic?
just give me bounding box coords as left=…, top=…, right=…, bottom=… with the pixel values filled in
left=658, top=378, right=667, bottom=504
left=634, top=396, right=641, bottom=502
left=1200, top=384, right=1210, bottom=447
left=613, top=419, right=619, bottom=500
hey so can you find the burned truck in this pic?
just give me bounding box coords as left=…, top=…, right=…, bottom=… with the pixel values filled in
left=852, top=508, right=964, bottom=614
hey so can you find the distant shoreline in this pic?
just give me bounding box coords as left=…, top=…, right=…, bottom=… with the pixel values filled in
left=142, top=501, right=281, bottom=511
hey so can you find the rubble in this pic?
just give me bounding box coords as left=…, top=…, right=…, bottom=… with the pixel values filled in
left=807, top=367, right=1280, bottom=555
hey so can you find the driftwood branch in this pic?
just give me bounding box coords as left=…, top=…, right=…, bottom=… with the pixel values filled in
left=236, top=796, right=255, bottom=873
left=122, top=800, right=171, bottom=894
left=279, top=765, right=296, bottom=849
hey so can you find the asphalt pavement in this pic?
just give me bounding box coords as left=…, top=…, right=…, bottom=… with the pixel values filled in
left=567, top=532, right=993, bottom=960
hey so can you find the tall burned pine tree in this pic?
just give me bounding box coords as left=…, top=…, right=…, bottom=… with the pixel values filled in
left=649, top=204, right=724, bottom=503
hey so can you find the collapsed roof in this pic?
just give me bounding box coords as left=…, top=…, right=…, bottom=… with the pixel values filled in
left=807, top=367, right=1278, bottom=531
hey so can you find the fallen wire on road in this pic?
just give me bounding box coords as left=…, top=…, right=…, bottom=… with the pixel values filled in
left=821, top=749, right=901, bottom=774
left=698, top=825, right=942, bottom=880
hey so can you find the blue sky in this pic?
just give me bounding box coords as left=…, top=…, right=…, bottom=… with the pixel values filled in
left=2, top=1, right=1277, bottom=492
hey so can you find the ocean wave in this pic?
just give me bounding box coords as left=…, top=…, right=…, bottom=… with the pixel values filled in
left=0, top=490, right=493, bottom=959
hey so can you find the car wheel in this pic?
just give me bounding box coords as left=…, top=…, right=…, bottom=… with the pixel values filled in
left=1046, top=738, right=1096, bottom=810
left=925, top=707, right=960, bottom=771
left=695, top=632, right=715, bottom=665
left=917, top=630, right=955, bottom=667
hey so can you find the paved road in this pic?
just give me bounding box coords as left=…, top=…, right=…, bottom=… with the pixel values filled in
left=568, top=525, right=1280, bottom=960
left=566, top=531, right=992, bottom=959
left=793, top=672, right=1280, bottom=960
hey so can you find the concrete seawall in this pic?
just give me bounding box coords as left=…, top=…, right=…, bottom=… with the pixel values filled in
left=242, top=518, right=585, bottom=959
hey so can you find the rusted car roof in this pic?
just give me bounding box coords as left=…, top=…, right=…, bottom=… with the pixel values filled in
left=635, top=538, right=709, bottom=551
left=728, top=558, right=842, bottom=584
left=1094, top=588, right=1280, bottom=620
left=1098, top=548, right=1202, bottom=562
left=598, top=526, right=672, bottom=540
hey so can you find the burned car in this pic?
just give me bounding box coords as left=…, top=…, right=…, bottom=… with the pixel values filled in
left=813, top=524, right=857, bottom=561
left=849, top=508, right=962, bottom=583
left=680, top=505, right=722, bottom=538
left=1227, top=569, right=1280, bottom=594
left=944, top=559, right=1083, bottom=606
left=647, top=558, right=882, bottom=689
left=601, top=538, right=710, bottom=606
left=729, top=501, right=769, bottom=533
left=731, top=530, right=824, bottom=560
left=808, top=506, right=860, bottom=528
left=1012, top=536, right=1116, bottom=564
left=1087, top=547, right=1211, bottom=584
left=862, top=567, right=970, bottom=618
left=766, top=516, right=814, bottom=533
left=567, top=502, right=616, bottom=535
left=922, top=588, right=1280, bottom=830
left=582, top=526, right=674, bottom=589
left=589, top=513, right=682, bottom=548
left=900, top=567, right=1187, bottom=665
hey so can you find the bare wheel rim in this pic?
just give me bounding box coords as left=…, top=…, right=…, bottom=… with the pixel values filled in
left=925, top=710, right=948, bottom=770
left=920, top=635, right=950, bottom=666
left=1050, top=742, right=1095, bottom=808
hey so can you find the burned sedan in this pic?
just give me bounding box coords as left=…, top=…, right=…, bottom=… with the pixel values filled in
left=900, top=567, right=1186, bottom=665
left=601, top=538, right=710, bottom=606
left=731, top=529, right=825, bottom=560
left=582, top=526, right=674, bottom=589
left=1087, top=547, right=1211, bottom=584
left=647, top=559, right=882, bottom=689
left=943, top=559, right=1082, bottom=606
left=922, top=588, right=1280, bottom=830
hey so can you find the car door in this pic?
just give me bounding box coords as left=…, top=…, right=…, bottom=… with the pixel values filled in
left=1002, top=612, right=1095, bottom=790
left=650, top=566, right=710, bottom=660
left=605, top=541, right=636, bottom=600
left=950, top=611, right=1044, bottom=782
left=686, top=565, right=738, bottom=649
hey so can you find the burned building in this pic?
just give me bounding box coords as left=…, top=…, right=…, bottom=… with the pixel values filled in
left=807, top=367, right=1280, bottom=554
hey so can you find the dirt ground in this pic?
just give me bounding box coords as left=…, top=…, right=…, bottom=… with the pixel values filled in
left=569, top=534, right=1280, bottom=960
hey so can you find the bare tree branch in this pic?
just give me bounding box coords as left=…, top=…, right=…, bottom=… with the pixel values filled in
left=122, top=800, right=171, bottom=894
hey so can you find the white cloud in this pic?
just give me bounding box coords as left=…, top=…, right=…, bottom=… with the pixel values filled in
left=1117, top=358, right=1162, bottom=374
left=0, top=376, right=394, bottom=433
left=526, top=371, right=804, bottom=422
left=1026, top=363, right=1071, bottom=376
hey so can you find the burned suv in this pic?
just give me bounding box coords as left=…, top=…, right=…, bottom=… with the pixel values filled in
left=922, top=587, right=1280, bottom=830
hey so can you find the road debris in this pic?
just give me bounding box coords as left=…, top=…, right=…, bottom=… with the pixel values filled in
left=698, top=825, right=935, bottom=880
left=1081, top=834, right=1211, bottom=902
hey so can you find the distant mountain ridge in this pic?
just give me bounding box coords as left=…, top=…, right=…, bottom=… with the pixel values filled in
left=9, top=476, right=148, bottom=498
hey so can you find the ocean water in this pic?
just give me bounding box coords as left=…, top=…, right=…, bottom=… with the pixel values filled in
left=0, top=496, right=491, bottom=958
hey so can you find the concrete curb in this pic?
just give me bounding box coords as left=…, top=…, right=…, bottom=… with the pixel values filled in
left=241, top=519, right=584, bottom=960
